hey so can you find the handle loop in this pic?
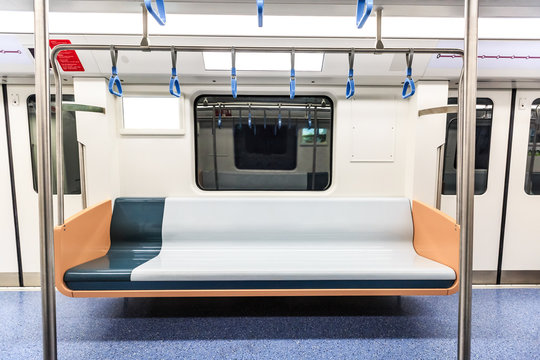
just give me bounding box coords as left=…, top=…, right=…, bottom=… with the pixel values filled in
left=144, top=0, right=166, bottom=25
left=108, top=47, right=122, bottom=97
left=288, top=109, right=291, bottom=129
left=217, top=103, right=222, bottom=129
left=346, top=50, right=355, bottom=99
left=402, top=50, right=416, bottom=99
left=278, top=104, right=282, bottom=129
left=238, top=109, right=242, bottom=129
left=356, top=0, right=373, bottom=29
left=307, top=105, right=312, bottom=129
left=231, top=48, right=238, bottom=98
left=290, top=49, right=296, bottom=99
left=257, top=0, right=264, bottom=27
left=248, top=103, right=252, bottom=128
left=169, top=47, right=181, bottom=97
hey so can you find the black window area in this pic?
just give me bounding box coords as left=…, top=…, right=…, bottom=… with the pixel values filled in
left=195, top=95, right=333, bottom=191
left=525, top=99, right=540, bottom=195
left=27, top=95, right=81, bottom=194
left=234, top=124, right=297, bottom=170
left=442, top=98, right=493, bottom=195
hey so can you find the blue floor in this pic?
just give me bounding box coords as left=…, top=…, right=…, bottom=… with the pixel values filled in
left=0, top=289, right=538, bottom=359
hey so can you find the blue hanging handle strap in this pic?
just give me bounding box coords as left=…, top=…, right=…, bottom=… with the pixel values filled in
left=217, top=103, right=222, bottom=129
left=287, top=109, right=291, bottom=129
left=108, top=46, right=122, bottom=97
left=169, top=46, right=181, bottom=98
left=290, top=49, right=296, bottom=99
left=238, top=109, right=242, bottom=128
left=278, top=104, right=282, bottom=129
left=248, top=103, right=252, bottom=128
left=144, top=0, right=166, bottom=25
left=356, top=0, right=373, bottom=29
left=346, top=49, right=355, bottom=99
left=257, top=0, right=264, bottom=27
left=402, top=49, right=416, bottom=99
left=231, top=48, right=238, bottom=98
left=306, top=105, right=312, bottom=129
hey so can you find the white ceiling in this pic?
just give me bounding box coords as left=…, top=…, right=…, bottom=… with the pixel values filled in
left=4, top=0, right=540, bottom=17
left=4, top=33, right=540, bottom=88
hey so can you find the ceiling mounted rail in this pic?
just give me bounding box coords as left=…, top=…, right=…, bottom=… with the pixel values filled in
left=52, top=44, right=462, bottom=102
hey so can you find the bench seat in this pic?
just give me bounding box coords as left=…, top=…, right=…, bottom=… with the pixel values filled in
left=60, top=197, right=457, bottom=293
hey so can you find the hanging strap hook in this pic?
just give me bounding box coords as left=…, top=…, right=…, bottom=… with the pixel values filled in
left=257, top=0, right=264, bottom=27
left=306, top=104, right=312, bottom=129
left=169, top=46, right=181, bottom=98
left=346, top=49, right=355, bottom=99
left=238, top=109, right=242, bottom=129
left=144, top=0, right=166, bottom=26
left=248, top=103, right=252, bottom=128
left=290, top=49, right=296, bottom=99
left=278, top=103, right=282, bottom=129
left=402, top=49, right=416, bottom=99
left=108, top=46, right=122, bottom=97
left=217, top=103, right=222, bottom=129
left=356, top=0, right=374, bottom=29
left=231, top=48, right=238, bottom=98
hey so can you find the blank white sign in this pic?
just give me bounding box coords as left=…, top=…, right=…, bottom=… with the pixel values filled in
left=350, top=99, right=396, bottom=162
left=123, top=97, right=180, bottom=130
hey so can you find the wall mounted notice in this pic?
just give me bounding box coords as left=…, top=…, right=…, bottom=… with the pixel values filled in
left=49, top=39, right=85, bottom=72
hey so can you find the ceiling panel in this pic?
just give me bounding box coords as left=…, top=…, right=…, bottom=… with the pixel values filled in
left=4, top=0, right=540, bottom=17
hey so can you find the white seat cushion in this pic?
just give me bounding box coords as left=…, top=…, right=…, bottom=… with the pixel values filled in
left=130, top=197, right=455, bottom=282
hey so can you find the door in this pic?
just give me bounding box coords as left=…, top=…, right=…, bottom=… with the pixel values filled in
left=7, top=85, right=83, bottom=285
left=500, top=90, right=540, bottom=283
left=440, top=90, right=512, bottom=283
left=0, top=85, right=20, bottom=286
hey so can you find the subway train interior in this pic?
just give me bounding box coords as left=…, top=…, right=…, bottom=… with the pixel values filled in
left=0, top=1, right=539, bottom=359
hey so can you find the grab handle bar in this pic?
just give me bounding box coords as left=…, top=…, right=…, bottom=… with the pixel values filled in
left=346, top=49, right=355, bottom=99
left=231, top=48, right=238, bottom=98
left=290, top=49, right=296, bottom=99
left=108, top=47, right=122, bottom=97
left=356, top=0, right=373, bottom=29
left=257, top=0, right=264, bottom=27
left=144, top=0, right=166, bottom=25
left=169, top=47, right=181, bottom=97
left=402, top=50, right=416, bottom=99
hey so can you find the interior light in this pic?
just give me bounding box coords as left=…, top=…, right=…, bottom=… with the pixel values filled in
left=203, top=52, right=323, bottom=71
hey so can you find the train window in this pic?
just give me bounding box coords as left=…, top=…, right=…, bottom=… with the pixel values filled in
left=195, top=95, right=333, bottom=191
left=121, top=96, right=183, bottom=135
left=524, top=99, right=540, bottom=195
left=27, top=95, right=81, bottom=195
left=442, top=98, right=493, bottom=195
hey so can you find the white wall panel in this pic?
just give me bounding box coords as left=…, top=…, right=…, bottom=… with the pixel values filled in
left=116, top=85, right=413, bottom=198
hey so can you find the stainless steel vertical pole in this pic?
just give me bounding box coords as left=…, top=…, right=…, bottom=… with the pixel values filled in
left=34, top=0, right=57, bottom=359
left=458, top=0, right=479, bottom=359
left=435, top=143, right=445, bottom=210
left=54, top=60, right=64, bottom=224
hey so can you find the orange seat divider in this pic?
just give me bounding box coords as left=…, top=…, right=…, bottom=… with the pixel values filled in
left=412, top=200, right=460, bottom=295
left=54, top=200, right=112, bottom=297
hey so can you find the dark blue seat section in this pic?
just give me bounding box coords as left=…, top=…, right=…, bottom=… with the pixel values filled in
left=65, top=197, right=454, bottom=291
left=64, top=198, right=165, bottom=284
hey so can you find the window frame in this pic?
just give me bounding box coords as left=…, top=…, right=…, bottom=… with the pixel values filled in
left=27, top=94, right=81, bottom=195
left=524, top=98, right=540, bottom=195
left=442, top=97, right=493, bottom=196
left=193, top=94, right=334, bottom=192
